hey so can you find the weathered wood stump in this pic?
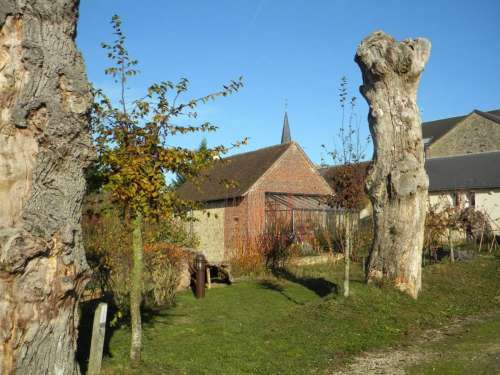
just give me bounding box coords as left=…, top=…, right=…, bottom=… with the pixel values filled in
left=355, top=31, right=431, bottom=298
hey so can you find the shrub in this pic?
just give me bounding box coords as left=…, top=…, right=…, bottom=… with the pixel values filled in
left=424, top=201, right=495, bottom=262
left=458, top=207, right=493, bottom=243
left=424, top=203, right=450, bottom=259
left=143, top=243, right=187, bottom=309
left=229, top=220, right=295, bottom=276
left=82, top=202, right=195, bottom=314
left=262, top=221, right=295, bottom=270
left=229, top=235, right=266, bottom=277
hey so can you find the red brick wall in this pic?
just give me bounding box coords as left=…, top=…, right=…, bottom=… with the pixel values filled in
left=247, top=143, right=332, bottom=236
left=222, top=143, right=333, bottom=254
left=254, top=143, right=332, bottom=195
left=222, top=196, right=248, bottom=257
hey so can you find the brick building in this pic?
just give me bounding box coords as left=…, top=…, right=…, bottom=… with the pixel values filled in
left=177, top=113, right=333, bottom=262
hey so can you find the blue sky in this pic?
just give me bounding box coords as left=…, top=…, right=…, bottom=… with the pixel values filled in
left=77, top=0, right=500, bottom=164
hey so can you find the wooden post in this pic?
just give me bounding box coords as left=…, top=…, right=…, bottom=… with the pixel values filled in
left=206, top=267, right=212, bottom=289
left=88, top=302, right=108, bottom=375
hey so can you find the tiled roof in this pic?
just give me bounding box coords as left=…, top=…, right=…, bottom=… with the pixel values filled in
left=320, top=151, right=500, bottom=193
left=177, top=143, right=291, bottom=202
left=426, top=151, right=500, bottom=191
left=422, top=109, right=500, bottom=146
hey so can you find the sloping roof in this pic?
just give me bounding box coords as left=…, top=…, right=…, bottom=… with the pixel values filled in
left=177, top=143, right=291, bottom=202
left=422, top=109, right=500, bottom=146
left=318, top=161, right=371, bottom=189
left=474, top=110, right=500, bottom=125
left=319, top=152, right=500, bottom=193
left=426, top=151, right=500, bottom=192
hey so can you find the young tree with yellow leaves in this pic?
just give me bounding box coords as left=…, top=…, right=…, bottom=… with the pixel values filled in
left=91, top=15, right=245, bottom=364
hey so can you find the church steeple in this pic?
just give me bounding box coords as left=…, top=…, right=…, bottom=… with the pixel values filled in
left=281, top=111, right=291, bottom=144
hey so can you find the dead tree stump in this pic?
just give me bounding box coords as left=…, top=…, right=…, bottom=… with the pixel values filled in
left=355, top=31, right=431, bottom=299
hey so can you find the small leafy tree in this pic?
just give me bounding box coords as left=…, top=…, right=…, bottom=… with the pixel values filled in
left=91, top=15, right=245, bottom=364
left=322, top=76, right=371, bottom=297
left=322, top=76, right=370, bottom=166
left=322, top=76, right=371, bottom=211
left=171, top=137, right=208, bottom=188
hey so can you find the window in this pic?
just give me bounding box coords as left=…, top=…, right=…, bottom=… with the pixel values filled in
left=467, top=191, right=476, bottom=208
left=451, top=192, right=461, bottom=207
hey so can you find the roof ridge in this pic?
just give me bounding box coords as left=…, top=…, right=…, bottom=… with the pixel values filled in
left=422, top=113, right=467, bottom=126
left=219, top=142, right=292, bottom=161
left=242, top=142, right=296, bottom=195
left=422, top=108, right=500, bottom=125
left=473, top=109, right=500, bottom=125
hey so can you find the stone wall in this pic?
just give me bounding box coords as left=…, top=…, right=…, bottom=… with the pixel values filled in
left=428, top=113, right=500, bottom=158
left=190, top=202, right=226, bottom=263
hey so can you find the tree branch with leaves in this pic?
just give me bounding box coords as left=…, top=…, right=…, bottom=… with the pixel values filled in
left=91, top=15, right=245, bottom=364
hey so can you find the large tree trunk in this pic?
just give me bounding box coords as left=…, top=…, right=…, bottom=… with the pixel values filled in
left=0, top=1, right=92, bottom=374
left=355, top=31, right=431, bottom=299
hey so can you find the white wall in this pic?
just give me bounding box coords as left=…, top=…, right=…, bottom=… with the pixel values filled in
left=476, top=189, right=500, bottom=235
left=429, top=189, right=500, bottom=235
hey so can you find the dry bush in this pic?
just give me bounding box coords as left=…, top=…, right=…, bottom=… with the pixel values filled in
left=229, top=219, right=295, bottom=276
left=424, top=201, right=494, bottom=261
left=229, top=233, right=266, bottom=277
left=82, top=206, right=195, bottom=313
left=262, top=221, right=295, bottom=270
left=143, top=243, right=187, bottom=308
left=424, top=203, right=451, bottom=257
left=458, top=207, right=493, bottom=243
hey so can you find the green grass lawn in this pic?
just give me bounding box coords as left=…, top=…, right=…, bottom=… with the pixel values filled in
left=407, top=311, right=500, bottom=374
left=97, top=257, right=500, bottom=375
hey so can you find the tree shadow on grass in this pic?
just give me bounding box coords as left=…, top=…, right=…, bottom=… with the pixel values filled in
left=270, top=267, right=339, bottom=297
left=258, top=280, right=304, bottom=305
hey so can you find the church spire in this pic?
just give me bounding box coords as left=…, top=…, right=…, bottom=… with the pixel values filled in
left=281, top=100, right=291, bottom=144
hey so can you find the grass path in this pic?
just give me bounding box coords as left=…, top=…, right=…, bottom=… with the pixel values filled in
left=407, top=310, right=500, bottom=374
left=330, top=310, right=500, bottom=374
left=98, top=258, right=500, bottom=374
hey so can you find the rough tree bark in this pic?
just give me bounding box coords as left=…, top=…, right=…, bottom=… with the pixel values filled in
left=0, top=1, right=92, bottom=374
left=355, top=31, right=431, bottom=299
